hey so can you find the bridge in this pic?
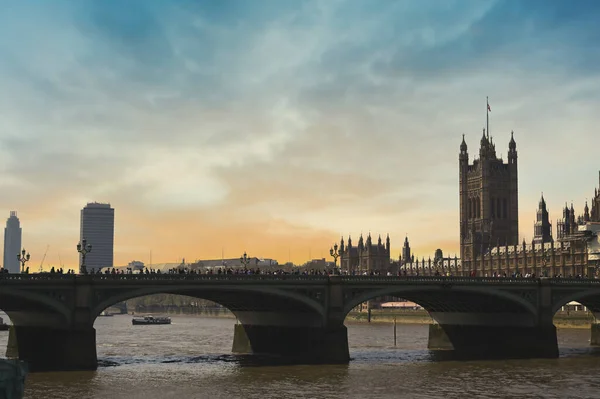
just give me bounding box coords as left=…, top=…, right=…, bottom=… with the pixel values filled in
left=1, top=274, right=600, bottom=371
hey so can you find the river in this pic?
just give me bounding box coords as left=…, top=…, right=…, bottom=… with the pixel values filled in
left=2, top=315, right=600, bottom=398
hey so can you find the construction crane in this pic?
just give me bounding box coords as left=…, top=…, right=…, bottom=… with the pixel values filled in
left=39, top=245, right=49, bottom=272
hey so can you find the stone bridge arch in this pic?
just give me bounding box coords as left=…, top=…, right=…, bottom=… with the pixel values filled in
left=342, top=285, right=538, bottom=322
left=338, top=280, right=556, bottom=360
left=92, top=285, right=328, bottom=323
left=0, top=286, right=72, bottom=327
left=551, top=287, right=600, bottom=315
left=0, top=284, right=81, bottom=372
left=90, top=281, right=343, bottom=367
left=549, top=285, right=600, bottom=346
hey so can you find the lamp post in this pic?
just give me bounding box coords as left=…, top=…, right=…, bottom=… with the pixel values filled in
left=17, top=248, right=30, bottom=274
left=240, top=252, right=250, bottom=269
left=330, top=243, right=340, bottom=272
left=77, top=238, right=92, bottom=275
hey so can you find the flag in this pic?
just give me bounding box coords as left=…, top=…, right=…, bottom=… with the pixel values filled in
left=487, top=103, right=491, bottom=112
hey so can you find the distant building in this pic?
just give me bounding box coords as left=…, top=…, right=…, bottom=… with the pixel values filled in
left=591, top=172, right=600, bottom=222
left=457, top=125, right=600, bottom=276
left=304, top=258, right=333, bottom=269
left=80, top=203, right=114, bottom=270
left=401, top=236, right=412, bottom=265
left=3, top=211, right=22, bottom=273
left=338, top=233, right=391, bottom=273
left=127, top=260, right=145, bottom=271
left=581, top=223, right=600, bottom=262
left=192, top=257, right=278, bottom=270
left=533, top=195, right=553, bottom=244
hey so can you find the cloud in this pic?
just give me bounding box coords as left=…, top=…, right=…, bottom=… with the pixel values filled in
left=0, top=0, right=599, bottom=268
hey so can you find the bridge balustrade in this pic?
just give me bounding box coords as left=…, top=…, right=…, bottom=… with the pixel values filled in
left=0, top=274, right=76, bottom=281
left=337, top=275, right=536, bottom=284
left=86, top=274, right=330, bottom=282
left=2, top=273, right=598, bottom=284
left=547, top=278, right=600, bottom=285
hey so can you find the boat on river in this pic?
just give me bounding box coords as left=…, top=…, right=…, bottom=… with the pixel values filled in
left=132, top=315, right=171, bottom=325
left=0, top=359, right=27, bottom=399
left=98, top=311, right=114, bottom=317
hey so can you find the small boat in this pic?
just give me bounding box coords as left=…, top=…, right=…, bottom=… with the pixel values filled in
left=132, top=315, right=171, bottom=325
left=0, top=359, right=27, bottom=399
left=98, top=311, right=114, bottom=317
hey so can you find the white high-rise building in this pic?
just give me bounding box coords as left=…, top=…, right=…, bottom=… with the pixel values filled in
left=3, top=211, right=22, bottom=273
left=80, top=203, right=114, bottom=270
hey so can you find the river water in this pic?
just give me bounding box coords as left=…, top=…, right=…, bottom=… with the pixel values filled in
left=2, top=316, right=600, bottom=399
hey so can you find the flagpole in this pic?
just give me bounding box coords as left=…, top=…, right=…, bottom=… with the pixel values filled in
left=486, top=96, right=489, bottom=139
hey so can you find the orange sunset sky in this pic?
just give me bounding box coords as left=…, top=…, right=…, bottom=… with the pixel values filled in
left=1, top=2, right=599, bottom=270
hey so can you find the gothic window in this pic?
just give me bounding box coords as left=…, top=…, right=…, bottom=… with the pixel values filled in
left=477, top=197, right=481, bottom=218
left=503, top=198, right=507, bottom=219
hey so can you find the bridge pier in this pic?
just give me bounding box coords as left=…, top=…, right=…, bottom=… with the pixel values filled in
left=427, top=324, right=453, bottom=350
left=590, top=323, right=600, bottom=346
left=428, top=323, right=558, bottom=359
left=232, top=324, right=349, bottom=364
left=15, top=326, right=97, bottom=372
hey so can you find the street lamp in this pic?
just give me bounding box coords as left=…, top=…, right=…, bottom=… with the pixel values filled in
left=330, top=243, right=340, bottom=271
left=17, top=248, right=30, bottom=274
left=77, top=238, right=92, bottom=275
left=240, top=252, right=250, bottom=269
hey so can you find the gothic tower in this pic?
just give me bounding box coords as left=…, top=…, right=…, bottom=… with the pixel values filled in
left=557, top=203, right=571, bottom=240
left=459, top=130, right=519, bottom=271
left=533, top=194, right=552, bottom=244
left=590, top=171, right=600, bottom=222
left=401, top=236, right=411, bottom=265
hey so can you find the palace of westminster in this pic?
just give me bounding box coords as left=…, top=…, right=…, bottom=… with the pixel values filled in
left=338, top=128, right=600, bottom=277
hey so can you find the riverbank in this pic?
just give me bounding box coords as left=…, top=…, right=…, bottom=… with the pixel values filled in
left=131, top=310, right=236, bottom=319
left=131, top=309, right=597, bottom=329
left=345, top=310, right=596, bottom=329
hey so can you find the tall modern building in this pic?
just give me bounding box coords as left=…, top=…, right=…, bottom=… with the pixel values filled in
left=80, top=203, right=115, bottom=270
left=3, top=211, right=22, bottom=273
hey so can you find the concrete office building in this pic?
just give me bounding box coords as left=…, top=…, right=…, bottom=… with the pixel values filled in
left=3, top=211, right=22, bottom=273
left=2, top=211, right=22, bottom=273
left=80, top=203, right=115, bottom=270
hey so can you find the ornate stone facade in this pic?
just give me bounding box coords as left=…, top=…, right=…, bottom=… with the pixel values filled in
left=338, top=233, right=390, bottom=273
left=459, top=130, right=519, bottom=273
left=533, top=195, right=553, bottom=244
left=458, top=130, right=600, bottom=277
left=401, top=236, right=412, bottom=265
left=590, top=172, right=600, bottom=222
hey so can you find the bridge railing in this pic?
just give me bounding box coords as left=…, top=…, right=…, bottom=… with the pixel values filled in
left=334, top=276, right=536, bottom=284
left=1, top=273, right=598, bottom=285
left=545, top=278, right=600, bottom=285
left=0, top=273, right=330, bottom=282
left=85, top=274, right=331, bottom=282
left=0, top=273, right=77, bottom=281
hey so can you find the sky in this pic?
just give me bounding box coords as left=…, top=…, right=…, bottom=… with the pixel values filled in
left=0, top=0, right=599, bottom=270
